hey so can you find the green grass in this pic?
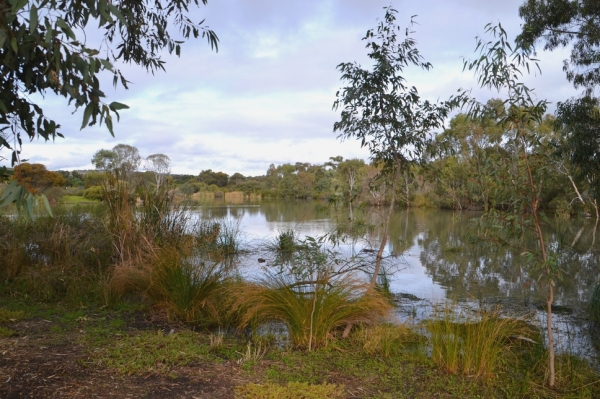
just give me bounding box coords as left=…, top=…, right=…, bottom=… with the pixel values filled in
left=98, top=330, right=212, bottom=375
left=426, top=305, right=534, bottom=380
left=233, top=276, right=391, bottom=350
left=0, top=294, right=597, bottom=398
left=0, top=307, right=27, bottom=323
left=60, top=195, right=101, bottom=204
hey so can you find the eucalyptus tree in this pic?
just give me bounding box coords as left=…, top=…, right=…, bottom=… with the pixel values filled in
left=92, top=143, right=140, bottom=180
left=0, top=0, right=217, bottom=213
left=333, top=7, right=459, bottom=293
left=145, top=154, right=171, bottom=190
left=555, top=97, right=600, bottom=218
left=519, top=0, right=600, bottom=94
left=464, top=23, right=558, bottom=386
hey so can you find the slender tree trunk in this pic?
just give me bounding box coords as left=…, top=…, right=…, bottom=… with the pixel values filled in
left=521, top=135, right=555, bottom=387
left=369, top=163, right=401, bottom=291
left=342, top=162, right=401, bottom=339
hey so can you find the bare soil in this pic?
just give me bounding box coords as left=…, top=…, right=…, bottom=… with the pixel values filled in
left=0, top=315, right=258, bottom=399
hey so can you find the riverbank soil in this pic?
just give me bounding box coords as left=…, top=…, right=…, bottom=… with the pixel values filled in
left=0, top=300, right=598, bottom=398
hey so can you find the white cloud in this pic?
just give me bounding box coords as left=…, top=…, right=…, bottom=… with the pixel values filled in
left=1, top=0, right=581, bottom=175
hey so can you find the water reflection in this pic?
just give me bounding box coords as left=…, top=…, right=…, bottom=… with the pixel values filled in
left=191, top=200, right=600, bottom=360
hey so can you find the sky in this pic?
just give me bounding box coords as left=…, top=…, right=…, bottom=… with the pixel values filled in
left=1, top=0, right=579, bottom=176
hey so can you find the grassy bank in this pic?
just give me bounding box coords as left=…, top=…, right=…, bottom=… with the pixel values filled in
left=0, top=200, right=598, bottom=398
left=0, top=297, right=598, bottom=398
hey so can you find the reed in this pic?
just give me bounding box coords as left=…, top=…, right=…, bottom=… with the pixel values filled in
left=0, top=206, right=113, bottom=303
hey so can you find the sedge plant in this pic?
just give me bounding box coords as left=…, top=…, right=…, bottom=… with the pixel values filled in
left=232, top=236, right=391, bottom=350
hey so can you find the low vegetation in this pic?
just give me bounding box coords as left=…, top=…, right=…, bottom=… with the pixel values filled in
left=0, top=178, right=598, bottom=397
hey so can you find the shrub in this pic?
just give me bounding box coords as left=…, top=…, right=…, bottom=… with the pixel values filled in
left=83, top=185, right=104, bottom=201
left=0, top=207, right=113, bottom=303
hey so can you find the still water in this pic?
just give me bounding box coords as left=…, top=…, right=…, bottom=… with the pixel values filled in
left=192, top=199, right=600, bottom=360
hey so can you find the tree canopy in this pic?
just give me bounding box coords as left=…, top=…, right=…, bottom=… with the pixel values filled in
left=0, top=0, right=218, bottom=164
left=519, top=0, right=600, bottom=93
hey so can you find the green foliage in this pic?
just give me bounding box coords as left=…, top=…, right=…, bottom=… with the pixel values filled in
left=555, top=97, right=600, bottom=204
left=198, top=169, right=229, bottom=187
left=275, top=229, right=296, bottom=253
left=0, top=179, right=53, bottom=219
left=0, top=207, right=113, bottom=302
left=333, top=8, right=460, bottom=171
left=235, top=382, right=345, bottom=399
left=0, top=0, right=218, bottom=163
left=0, top=307, right=27, bottom=323
left=146, top=249, right=230, bottom=326
left=83, top=185, right=104, bottom=201
left=518, top=0, right=600, bottom=93
left=350, top=323, right=419, bottom=358
left=0, top=326, right=16, bottom=337
left=233, top=273, right=391, bottom=349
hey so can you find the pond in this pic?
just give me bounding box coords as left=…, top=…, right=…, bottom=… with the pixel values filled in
left=191, top=199, right=600, bottom=362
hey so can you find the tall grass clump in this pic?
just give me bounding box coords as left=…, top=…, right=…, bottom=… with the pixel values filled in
left=350, top=323, right=419, bottom=358
left=427, top=305, right=534, bottom=380
left=0, top=206, right=113, bottom=303
left=233, top=237, right=391, bottom=350
left=275, top=229, right=296, bottom=252
left=148, top=248, right=231, bottom=325
left=193, top=218, right=242, bottom=260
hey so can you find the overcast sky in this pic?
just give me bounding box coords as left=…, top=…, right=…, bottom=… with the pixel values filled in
left=2, top=0, right=579, bottom=176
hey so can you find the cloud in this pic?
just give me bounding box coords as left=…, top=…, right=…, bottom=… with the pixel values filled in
left=0, top=0, right=581, bottom=175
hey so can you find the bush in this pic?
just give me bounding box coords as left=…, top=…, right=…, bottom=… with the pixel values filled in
left=83, top=185, right=104, bottom=201
left=0, top=208, right=113, bottom=303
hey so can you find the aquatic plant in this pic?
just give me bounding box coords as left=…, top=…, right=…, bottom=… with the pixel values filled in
left=275, top=229, right=296, bottom=252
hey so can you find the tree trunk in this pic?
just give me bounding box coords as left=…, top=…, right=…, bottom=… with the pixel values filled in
left=342, top=163, right=401, bottom=339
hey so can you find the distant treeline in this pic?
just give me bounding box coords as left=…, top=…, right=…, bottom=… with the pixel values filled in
left=1, top=100, right=596, bottom=217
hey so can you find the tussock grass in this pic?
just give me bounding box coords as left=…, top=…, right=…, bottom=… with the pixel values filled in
left=233, top=275, right=391, bottom=349
left=275, top=229, right=296, bottom=253
left=426, top=305, right=535, bottom=380
left=150, top=250, right=229, bottom=325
